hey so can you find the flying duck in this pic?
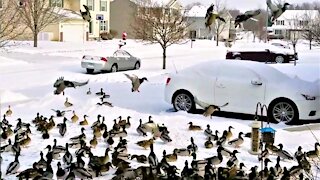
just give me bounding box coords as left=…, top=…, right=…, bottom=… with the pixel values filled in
left=5, top=105, right=13, bottom=116
left=188, top=122, right=202, bottom=131
left=124, top=73, right=148, bottom=92
left=234, top=9, right=261, bottom=28
left=267, top=0, right=290, bottom=24
left=51, top=109, right=71, bottom=117
left=205, top=4, right=226, bottom=31
left=228, top=132, right=244, bottom=148
left=80, top=4, right=91, bottom=22
left=64, top=97, right=73, bottom=107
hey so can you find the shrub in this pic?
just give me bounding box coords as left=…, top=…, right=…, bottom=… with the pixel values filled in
left=109, top=29, right=118, bottom=38
left=100, top=31, right=113, bottom=40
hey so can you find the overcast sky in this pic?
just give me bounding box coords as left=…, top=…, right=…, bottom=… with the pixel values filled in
left=180, top=0, right=316, bottom=12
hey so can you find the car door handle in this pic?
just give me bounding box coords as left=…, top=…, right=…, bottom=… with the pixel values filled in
left=251, top=80, right=262, bottom=86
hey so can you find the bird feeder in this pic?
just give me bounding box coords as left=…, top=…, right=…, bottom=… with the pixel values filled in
left=248, top=118, right=261, bottom=155
left=260, top=126, right=276, bottom=145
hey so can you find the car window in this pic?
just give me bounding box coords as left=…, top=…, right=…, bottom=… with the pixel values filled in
left=121, top=51, right=131, bottom=58
left=218, top=65, right=259, bottom=80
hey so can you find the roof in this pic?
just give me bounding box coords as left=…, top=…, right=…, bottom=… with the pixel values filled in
left=277, top=10, right=319, bottom=20
left=130, top=0, right=177, bottom=7
left=185, top=5, right=207, bottom=17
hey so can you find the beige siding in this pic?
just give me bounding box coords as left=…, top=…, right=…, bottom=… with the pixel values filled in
left=64, top=0, right=81, bottom=10
left=42, top=23, right=60, bottom=41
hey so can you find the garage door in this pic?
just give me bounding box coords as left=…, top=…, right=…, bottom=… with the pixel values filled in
left=62, top=24, right=86, bottom=42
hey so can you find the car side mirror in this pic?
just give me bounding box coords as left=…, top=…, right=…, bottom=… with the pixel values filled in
left=251, top=80, right=263, bottom=86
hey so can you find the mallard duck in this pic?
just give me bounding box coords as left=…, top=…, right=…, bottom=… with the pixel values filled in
left=45, top=145, right=61, bottom=160
left=204, top=124, right=212, bottom=136
left=93, top=127, right=102, bottom=138
left=306, top=142, right=320, bottom=160
left=64, top=97, right=73, bottom=107
left=266, top=143, right=280, bottom=155
left=57, top=117, right=67, bottom=137
left=148, top=143, right=158, bottom=167
left=90, top=148, right=111, bottom=165
left=87, top=88, right=91, bottom=95
left=131, top=154, right=147, bottom=163
left=258, top=158, right=272, bottom=178
left=106, top=136, right=114, bottom=148
left=191, top=152, right=207, bottom=170
left=205, top=137, right=214, bottom=149
left=136, top=138, right=154, bottom=149
left=71, top=111, right=79, bottom=123
left=90, top=135, right=98, bottom=148
left=217, top=130, right=228, bottom=146
left=125, top=116, right=131, bottom=129
left=226, top=126, right=234, bottom=141
left=5, top=105, right=13, bottom=116
left=267, top=0, right=290, bottom=23
left=16, top=162, right=41, bottom=179
left=136, top=119, right=147, bottom=136
left=91, top=114, right=101, bottom=129
left=160, top=131, right=172, bottom=143
left=70, top=127, right=86, bottom=142
left=228, top=132, right=244, bottom=148
left=0, top=138, right=12, bottom=152
left=35, top=151, right=47, bottom=169
left=56, top=162, right=68, bottom=179
left=206, top=149, right=223, bottom=166
left=124, top=73, right=148, bottom=92
left=164, top=150, right=178, bottom=162
left=188, top=122, right=202, bottom=131
left=79, top=115, right=89, bottom=125
left=6, top=151, right=20, bottom=175
left=234, top=9, right=261, bottom=28
left=294, top=146, right=303, bottom=161
left=274, top=156, right=283, bottom=176
left=112, top=119, right=121, bottom=131
left=95, top=88, right=104, bottom=96
left=205, top=4, right=226, bottom=31
left=276, top=143, right=294, bottom=160
left=258, top=147, right=269, bottom=161
left=187, top=137, right=198, bottom=153
left=218, top=145, right=233, bottom=157
left=174, top=148, right=191, bottom=156
left=70, top=163, right=93, bottom=179
left=226, top=150, right=240, bottom=168
left=18, top=134, right=31, bottom=147
left=53, top=139, right=66, bottom=153
left=42, top=129, right=50, bottom=139
left=62, top=145, right=72, bottom=166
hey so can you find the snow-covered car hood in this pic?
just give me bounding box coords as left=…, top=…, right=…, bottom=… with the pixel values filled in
left=290, top=76, right=320, bottom=97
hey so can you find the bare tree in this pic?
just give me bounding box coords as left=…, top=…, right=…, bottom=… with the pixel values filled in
left=18, top=0, right=63, bottom=47
left=302, top=10, right=320, bottom=49
left=211, top=0, right=228, bottom=46
left=0, top=0, right=26, bottom=48
left=243, top=9, right=267, bottom=42
left=131, top=0, right=190, bottom=69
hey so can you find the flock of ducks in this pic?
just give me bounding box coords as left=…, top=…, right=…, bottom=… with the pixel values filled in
left=1, top=101, right=319, bottom=180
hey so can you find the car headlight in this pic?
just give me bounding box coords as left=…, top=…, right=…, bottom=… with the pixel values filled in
left=301, top=94, right=316, bottom=100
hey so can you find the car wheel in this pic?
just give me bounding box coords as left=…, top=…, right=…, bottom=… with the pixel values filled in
left=111, top=64, right=118, bottom=73
left=172, top=91, right=195, bottom=112
left=134, top=62, right=140, bottom=70
left=268, top=99, right=299, bottom=125
left=234, top=56, right=241, bottom=60
left=86, top=68, right=94, bottom=74
left=275, top=55, right=284, bottom=63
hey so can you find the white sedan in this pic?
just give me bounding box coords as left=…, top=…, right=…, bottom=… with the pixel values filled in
left=164, top=60, right=320, bottom=124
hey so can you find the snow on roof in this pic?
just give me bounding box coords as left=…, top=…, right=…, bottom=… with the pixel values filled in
left=130, top=0, right=174, bottom=7
left=53, top=8, right=83, bottom=20
left=277, top=10, right=319, bottom=20
left=185, top=5, right=207, bottom=17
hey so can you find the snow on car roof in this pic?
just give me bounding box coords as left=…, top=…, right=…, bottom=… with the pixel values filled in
left=230, top=42, right=294, bottom=54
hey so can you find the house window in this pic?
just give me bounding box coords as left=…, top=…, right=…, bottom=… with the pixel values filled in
left=89, top=21, right=93, bottom=34
left=276, top=20, right=284, bottom=25
left=100, top=0, right=107, bottom=11
left=50, top=0, right=63, bottom=7
left=87, top=0, right=94, bottom=10
left=100, top=21, right=106, bottom=31
left=275, top=30, right=282, bottom=35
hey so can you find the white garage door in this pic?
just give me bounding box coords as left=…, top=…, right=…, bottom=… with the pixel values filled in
left=62, top=24, right=86, bottom=42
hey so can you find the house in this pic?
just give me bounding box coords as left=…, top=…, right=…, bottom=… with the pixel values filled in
left=110, top=0, right=182, bottom=39
left=185, top=5, right=234, bottom=40
left=269, top=10, right=319, bottom=39
left=42, top=0, right=111, bottom=42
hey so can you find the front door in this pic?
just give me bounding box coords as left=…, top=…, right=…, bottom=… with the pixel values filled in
left=214, top=65, right=266, bottom=114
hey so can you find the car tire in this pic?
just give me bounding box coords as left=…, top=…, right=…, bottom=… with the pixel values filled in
left=275, top=55, right=285, bottom=63
left=134, top=62, right=140, bottom=70
left=268, top=98, right=299, bottom=125
left=86, top=68, right=94, bottom=74
left=234, top=56, right=241, bottom=60
left=110, top=64, right=118, bottom=73
left=172, top=90, right=196, bottom=113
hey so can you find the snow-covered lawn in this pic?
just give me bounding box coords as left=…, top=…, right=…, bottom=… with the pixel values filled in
left=0, top=39, right=319, bottom=179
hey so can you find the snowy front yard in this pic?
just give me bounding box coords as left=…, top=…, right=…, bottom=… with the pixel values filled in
left=0, top=39, right=319, bottom=179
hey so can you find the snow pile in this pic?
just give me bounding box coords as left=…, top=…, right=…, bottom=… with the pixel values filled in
left=0, top=90, right=30, bottom=104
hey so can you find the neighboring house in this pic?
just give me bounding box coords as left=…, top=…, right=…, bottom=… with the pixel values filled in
left=186, top=5, right=234, bottom=40
left=269, top=10, right=319, bottom=39
left=42, top=0, right=111, bottom=42
left=110, top=0, right=182, bottom=39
